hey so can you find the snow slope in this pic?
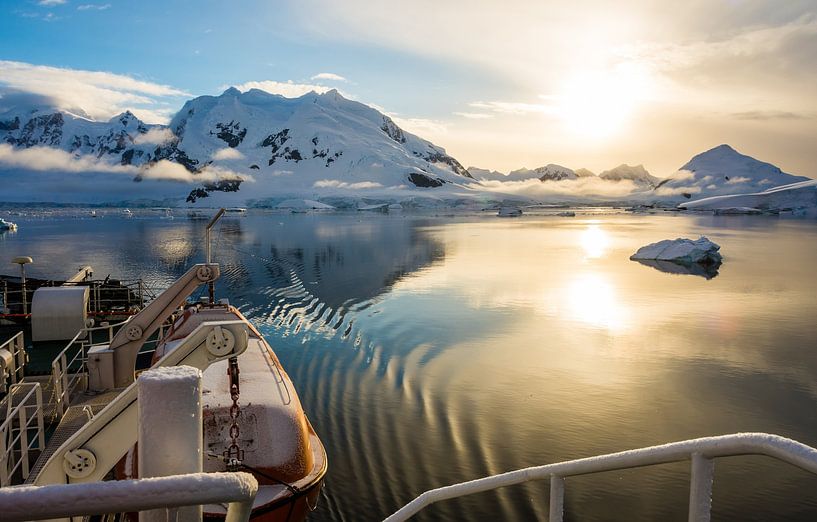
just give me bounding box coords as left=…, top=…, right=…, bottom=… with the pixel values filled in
left=655, top=144, right=810, bottom=200
left=679, top=179, right=817, bottom=212
left=0, top=89, right=474, bottom=205
left=599, top=164, right=659, bottom=188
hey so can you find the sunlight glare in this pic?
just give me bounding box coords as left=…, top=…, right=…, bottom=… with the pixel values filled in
left=580, top=223, right=610, bottom=259
left=566, top=273, right=630, bottom=332
left=556, top=62, right=653, bottom=139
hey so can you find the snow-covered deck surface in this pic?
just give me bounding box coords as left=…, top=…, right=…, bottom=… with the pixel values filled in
left=156, top=306, right=322, bottom=484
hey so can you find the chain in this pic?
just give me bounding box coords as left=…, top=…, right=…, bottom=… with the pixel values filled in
left=224, top=356, right=244, bottom=470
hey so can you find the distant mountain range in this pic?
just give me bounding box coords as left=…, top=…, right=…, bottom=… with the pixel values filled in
left=0, top=88, right=472, bottom=205
left=0, top=87, right=811, bottom=206
left=468, top=144, right=809, bottom=201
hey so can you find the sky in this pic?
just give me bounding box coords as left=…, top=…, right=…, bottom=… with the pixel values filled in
left=1, top=0, right=816, bottom=177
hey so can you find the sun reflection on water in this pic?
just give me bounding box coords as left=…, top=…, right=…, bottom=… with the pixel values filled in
left=565, top=272, right=630, bottom=332
left=580, top=223, right=610, bottom=259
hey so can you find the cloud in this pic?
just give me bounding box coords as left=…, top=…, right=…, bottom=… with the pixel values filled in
left=0, top=144, right=133, bottom=174
left=0, top=144, right=250, bottom=184
left=313, top=180, right=383, bottom=189
left=725, top=176, right=751, bottom=185
left=654, top=185, right=702, bottom=197
left=390, top=116, right=448, bottom=136
left=77, top=3, right=111, bottom=10
left=311, top=72, right=348, bottom=82
left=453, top=112, right=493, bottom=120
left=731, top=110, right=809, bottom=121
left=211, top=148, right=245, bottom=161
left=132, top=128, right=175, bottom=146
left=0, top=60, right=189, bottom=124
left=665, top=169, right=696, bottom=182
left=470, top=176, right=647, bottom=200
left=231, top=80, right=333, bottom=98
left=468, top=100, right=554, bottom=115
left=37, top=0, right=65, bottom=5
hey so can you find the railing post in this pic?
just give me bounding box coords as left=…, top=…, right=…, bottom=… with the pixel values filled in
left=688, top=452, right=714, bottom=522
left=549, top=474, right=564, bottom=522
left=19, top=401, right=29, bottom=480
left=0, top=420, right=9, bottom=486
left=35, top=385, right=45, bottom=451
left=138, top=366, right=203, bottom=522
left=59, top=353, right=69, bottom=415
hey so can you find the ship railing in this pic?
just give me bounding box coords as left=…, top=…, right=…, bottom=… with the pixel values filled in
left=384, top=432, right=817, bottom=522
left=1, top=278, right=162, bottom=318
left=50, top=320, right=170, bottom=419
left=0, top=471, right=259, bottom=522
left=0, top=382, right=45, bottom=487
left=0, top=331, right=27, bottom=395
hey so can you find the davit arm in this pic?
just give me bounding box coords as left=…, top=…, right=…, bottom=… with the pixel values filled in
left=34, top=319, right=249, bottom=487
left=109, top=263, right=220, bottom=389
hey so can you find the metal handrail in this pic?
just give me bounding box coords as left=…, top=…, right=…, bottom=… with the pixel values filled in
left=0, top=331, right=26, bottom=394
left=0, top=382, right=45, bottom=486
left=0, top=471, right=259, bottom=522
left=384, top=433, right=817, bottom=522
left=50, top=319, right=170, bottom=418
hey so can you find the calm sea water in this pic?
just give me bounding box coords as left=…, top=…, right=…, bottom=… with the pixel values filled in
left=2, top=209, right=817, bottom=521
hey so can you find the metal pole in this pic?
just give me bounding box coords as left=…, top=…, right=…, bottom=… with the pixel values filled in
left=688, top=453, right=714, bottom=522
left=205, top=208, right=226, bottom=304
left=549, top=475, right=565, bottom=522
left=20, top=263, right=27, bottom=316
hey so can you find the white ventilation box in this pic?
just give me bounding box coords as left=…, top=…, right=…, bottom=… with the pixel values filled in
left=31, top=286, right=89, bottom=341
left=87, top=344, right=116, bottom=392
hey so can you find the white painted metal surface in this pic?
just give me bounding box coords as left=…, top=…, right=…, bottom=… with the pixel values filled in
left=138, top=366, right=203, bottom=522
left=0, top=471, right=258, bottom=522
left=0, top=331, right=26, bottom=393
left=34, top=320, right=249, bottom=487
left=31, top=286, right=89, bottom=342
left=0, top=382, right=45, bottom=486
left=384, top=433, right=817, bottom=522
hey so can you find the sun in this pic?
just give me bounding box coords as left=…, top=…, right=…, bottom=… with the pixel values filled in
left=555, top=62, right=654, bottom=140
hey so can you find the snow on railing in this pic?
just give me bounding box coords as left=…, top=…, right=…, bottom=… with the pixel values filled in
left=0, top=382, right=45, bottom=486
left=0, top=471, right=259, bottom=522
left=384, top=433, right=817, bottom=522
left=0, top=331, right=26, bottom=394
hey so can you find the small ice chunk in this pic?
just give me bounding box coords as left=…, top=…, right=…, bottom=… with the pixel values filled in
left=630, top=236, right=722, bottom=265
left=498, top=207, right=522, bottom=217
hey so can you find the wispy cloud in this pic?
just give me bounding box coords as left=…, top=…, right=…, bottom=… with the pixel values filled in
left=453, top=112, right=493, bottom=120
left=313, top=180, right=383, bottom=189
left=132, top=128, right=175, bottom=146
left=211, top=148, right=245, bottom=161
left=77, top=3, right=111, bottom=10
left=468, top=100, right=554, bottom=115
left=37, top=0, right=66, bottom=5
left=0, top=144, right=250, bottom=184
left=731, top=110, right=809, bottom=121
left=230, top=80, right=333, bottom=98
left=0, top=60, right=189, bottom=124
left=470, top=176, right=648, bottom=201
left=311, top=72, right=348, bottom=82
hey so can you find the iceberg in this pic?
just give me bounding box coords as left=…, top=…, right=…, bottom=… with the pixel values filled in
left=630, top=236, right=722, bottom=271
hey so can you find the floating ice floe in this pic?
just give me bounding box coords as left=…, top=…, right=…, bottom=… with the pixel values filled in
left=275, top=199, right=335, bottom=211
left=713, top=207, right=763, bottom=215
left=630, top=236, right=722, bottom=279
left=497, top=206, right=523, bottom=217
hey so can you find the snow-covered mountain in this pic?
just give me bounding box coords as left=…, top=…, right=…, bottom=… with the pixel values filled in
left=599, top=164, right=660, bottom=188
left=0, top=88, right=473, bottom=205
left=469, top=163, right=577, bottom=183
left=655, top=144, right=810, bottom=199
